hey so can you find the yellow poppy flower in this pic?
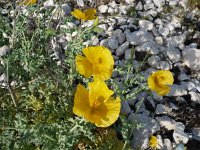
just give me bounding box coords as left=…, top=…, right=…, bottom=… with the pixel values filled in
left=73, top=79, right=121, bottom=127
left=149, top=135, right=157, bottom=149
left=71, top=8, right=97, bottom=20
left=76, top=46, right=114, bottom=80
left=148, top=70, right=174, bottom=96
left=21, top=0, right=37, bottom=5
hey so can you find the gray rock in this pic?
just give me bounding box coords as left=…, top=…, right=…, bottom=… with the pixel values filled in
left=119, top=5, right=129, bottom=14
left=156, top=115, right=176, bottom=130
left=192, top=128, right=200, bottom=137
left=158, top=27, right=170, bottom=37
left=107, top=7, right=114, bottom=14
left=164, top=138, right=173, bottom=150
left=166, top=34, right=186, bottom=47
left=128, top=114, right=160, bottom=150
left=173, top=129, right=189, bottom=144
left=125, top=0, right=135, bottom=4
left=139, top=20, right=154, bottom=31
left=62, top=4, right=71, bottom=15
left=126, top=30, right=154, bottom=45
left=167, top=84, right=187, bottom=96
left=169, top=102, right=178, bottom=110
left=76, top=0, right=84, bottom=7
left=1, top=9, right=8, bottom=15
left=0, top=73, right=6, bottom=83
left=125, top=48, right=135, bottom=60
left=156, top=135, right=164, bottom=149
left=155, top=36, right=163, bottom=45
left=153, top=0, right=165, bottom=7
left=0, top=45, right=10, bottom=56
left=189, top=91, right=200, bottom=103
left=115, top=41, right=129, bottom=56
left=175, top=143, right=185, bottom=150
left=182, top=48, right=200, bottom=71
left=180, top=82, right=196, bottom=91
left=113, top=29, right=125, bottom=44
left=167, top=46, right=181, bottom=63
left=144, top=3, right=155, bottom=10
left=44, top=0, right=54, bottom=7
left=148, top=55, right=161, bottom=68
left=169, top=0, right=179, bottom=6
left=178, top=71, right=190, bottom=81
left=159, top=61, right=172, bottom=70
left=155, top=104, right=171, bottom=115
left=120, top=101, right=132, bottom=115
left=108, top=38, right=119, bottom=49
left=135, top=1, right=143, bottom=10
left=135, top=41, right=159, bottom=54
left=98, top=5, right=108, bottom=13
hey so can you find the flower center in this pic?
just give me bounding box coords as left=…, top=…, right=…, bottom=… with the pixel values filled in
left=92, top=96, right=105, bottom=108
left=98, top=57, right=103, bottom=64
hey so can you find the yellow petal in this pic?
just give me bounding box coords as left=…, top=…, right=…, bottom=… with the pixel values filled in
left=73, top=84, right=90, bottom=117
left=82, top=46, right=114, bottom=80
left=88, top=79, right=114, bottom=106
left=76, top=55, right=93, bottom=78
left=85, top=8, right=97, bottom=20
left=97, top=97, right=121, bottom=127
left=149, top=135, right=157, bottom=149
left=71, top=9, right=86, bottom=20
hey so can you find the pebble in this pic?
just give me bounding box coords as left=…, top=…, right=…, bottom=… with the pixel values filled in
left=62, top=4, right=71, bottom=15
left=135, top=1, right=143, bottom=10
left=155, top=104, right=171, bottom=115
left=98, top=5, right=108, bottom=13
left=182, top=48, right=200, bottom=71
left=126, top=30, right=154, bottom=45
left=156, top=115, right=176, bottom=130
left=0, top=45, right=10, bottom=56
left=166, top=34, right=186, bottom=47
left=76, top=0, right=84, bottom=7
left=115, top=41, right=129, bottom=57
left=148, top=55, right=161, bottom=68
left=167, top=84, right=188, bottom=96
left=135, top=41, right=159, bottom=54
left=155, top=36, right=163, bottom=45
left=124, top=48, right=135, bottom=60
left=167, top=46, right=181, bottom=63
left=139, top=20, right=154, bottom=31
left=158, top=27, right=170, bottom=37
left=120, top=101, right=132, bottom=115
left=108, top=37, right=119, bottom=49
left=144, top=3, right=155, bottom=10
left=113, top=29, right=126, bottom=45
left=44, top=0, right=54, bottom=7
left=189, top=91, right=200, bottom=104
left=152, top=0, right=165, bottom=7
left=173, top=129, right=189, bottom=144
left=159, top=61, right=172, bottom=70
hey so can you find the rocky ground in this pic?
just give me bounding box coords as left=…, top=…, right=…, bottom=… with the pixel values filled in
left=1, top=0, right=200, bottom=149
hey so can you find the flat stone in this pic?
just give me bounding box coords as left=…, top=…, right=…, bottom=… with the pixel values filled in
left=76, top=0, right=84, bottom=7
left=166, top=34, right=186, bottom=47
left=180, top=82, right=196, bottom=91
left=115, top=41, right=129, bottom=57
left=155, top=104, right=171, bottom=115
left=108, top=37, right=119, bottom=49
left=156, top=115, right=176, bottom=130
left=135, top=41, right=159, bottom=54
left=164, top=138, right=173, bottom=150
left=139, top=20, right=154, bottom=31
left=120, top=101, right=132, bottom=115
left=124, top=48, right=135, bottom=60
left=113, top=29, right=125, bottom=45
left=144, top=3, right=155, bottom=10
left=128, top=114, right=160, bottom=150
left=182, top=48, right=200, bottom=71
left=167, top=46, right=181, bottom=63
left=167, top=84, right=188, bottom=96
left=178, top=71, right=190, bottom=81
left=148, top=55, right=161, bottom=68
left=159, top=61, right=172, bottom=70
left=158, top=27, right=170, bottom=37
left=126, top=30, right=154, bottom=45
